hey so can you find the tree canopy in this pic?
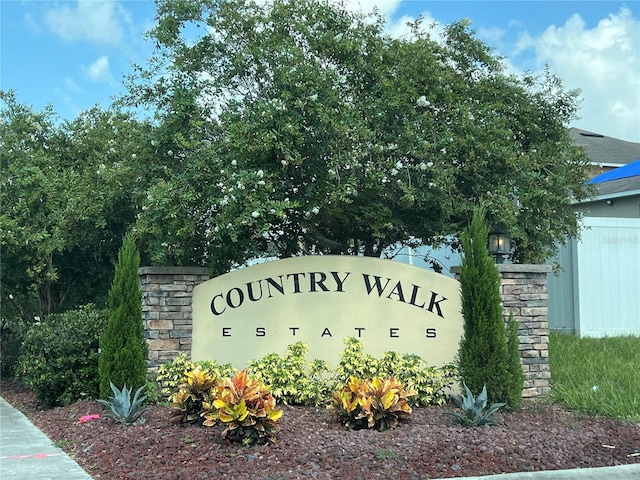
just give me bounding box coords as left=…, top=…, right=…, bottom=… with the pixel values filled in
left=126, top=0, right=594, bottom=273
left=2, top=0, right=597, bottom=321
left=0, top=90, right=153, bottom=319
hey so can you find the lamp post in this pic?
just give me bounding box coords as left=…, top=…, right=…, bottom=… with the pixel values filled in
left=488, top=228, right=511, bottom=264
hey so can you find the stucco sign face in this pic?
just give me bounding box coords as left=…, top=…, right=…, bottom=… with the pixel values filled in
left=191, top=255, right=463, bottom=368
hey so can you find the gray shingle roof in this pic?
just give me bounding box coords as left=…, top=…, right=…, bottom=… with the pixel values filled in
left=569, top=128, right=640, bottom=167
left=595, top=176, right=640, bottom=196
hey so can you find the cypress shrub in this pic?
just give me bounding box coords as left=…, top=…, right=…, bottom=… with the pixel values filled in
left=458, top=206, right=520, bottom=407
left=99, top=232, right=148, bottom=399
left=505, top=313, right=525, bottom=410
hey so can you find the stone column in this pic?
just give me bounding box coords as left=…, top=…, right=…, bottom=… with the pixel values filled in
left=497, top=264, right=552, bottom=398
left=138, top=266, right=210, bottom=370
left=452, top=264, right=552, bottom=398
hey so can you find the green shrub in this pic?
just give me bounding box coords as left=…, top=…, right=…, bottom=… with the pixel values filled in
left=0, top=289, right=40, bottom=378
left=1, top=318, right=30, bottom=378
left=156, top=353, right=233, bottom=400
left=334, top=336, right=380, bottom=384
left=305, top=358, right=334, bottom=404
left=18, top=304, right=108, bottom=407
left=377, top=351, right=457, bottom=406
left=143, top=378, right=162, bottom=406
left=247, top=342, right=332, bottom=406
left=99, top=232, right=148, bottom=399
left=331, top=376, right=414, bottom=431
left=458, top=206, right=521, bottom=407
left=335, top=338, right=458, bottom=407
left=156, top=353, right=198, bottom=399
left=180, top=339, right=456, bottom=411
left=246, top=338, right=457, bottom=407
left=203, top=369, right=283, bottom=445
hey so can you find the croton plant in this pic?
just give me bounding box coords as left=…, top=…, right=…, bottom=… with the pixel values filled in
left=203, top=369, right=283, bottom=445
left=332, top=376, right=414, bottom=431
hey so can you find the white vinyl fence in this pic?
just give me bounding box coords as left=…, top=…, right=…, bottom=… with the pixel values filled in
left=548, top=217, right=640, bottom=337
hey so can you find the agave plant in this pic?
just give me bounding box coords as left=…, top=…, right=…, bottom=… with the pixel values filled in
left=97, top=382, right=149, bottom=425
left=444, top=382, right=505, bottom=427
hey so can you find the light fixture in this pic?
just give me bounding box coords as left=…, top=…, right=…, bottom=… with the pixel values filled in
left=488, top=227, right=511, bottom=264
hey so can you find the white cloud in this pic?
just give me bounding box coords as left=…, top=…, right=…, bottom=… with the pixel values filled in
left=24, top=12, right=43, bottom=34
left=386, top=12, right=447, bottom=42
left=44, top=0, right=130, bottom=46
left=63, top=77, right=83, bottom=93
left=378, top=4, right=640, bottom=142
left=522, top=8, right=640, bottom=142
left=340, top=0, right=402, bottom=16
left=84, top=56, right=114, bottom=84
left=386, top=14, right=420, bottom=38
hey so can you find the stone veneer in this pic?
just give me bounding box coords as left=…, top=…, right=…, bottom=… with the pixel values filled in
left=497, top=264, right=552, bottom=398
left=140, top=264, right=552, bottom=397
left=452, top=264, right=552, bottom=398
left=139, top=266, right=210, bottom=369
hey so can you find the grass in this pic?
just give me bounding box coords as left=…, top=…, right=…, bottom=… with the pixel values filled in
left=375, top=448, right=398, bottom=460
left=549, top=332, right=640, bottom=420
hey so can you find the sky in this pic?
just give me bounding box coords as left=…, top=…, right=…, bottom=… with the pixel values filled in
left=1, top=0, right=639, bottom=142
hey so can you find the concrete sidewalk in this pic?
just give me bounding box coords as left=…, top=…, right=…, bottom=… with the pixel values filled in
left=1, top=395, right=638, bottom=480
left=0, top=396, right=93, bottom=479
left=439, top=464, right=640, bottom=479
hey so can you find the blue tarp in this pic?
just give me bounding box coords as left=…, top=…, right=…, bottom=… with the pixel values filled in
left=589, top=159, right=640, bottom=183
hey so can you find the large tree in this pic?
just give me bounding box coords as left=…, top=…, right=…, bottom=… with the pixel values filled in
left=0, top=91, right=154, bottom=319
left=127, top=0, right=594, bottom=273
left=1, top=90, right=68, bottom=320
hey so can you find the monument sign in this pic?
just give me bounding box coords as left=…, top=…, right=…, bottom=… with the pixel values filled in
left=191, top=255, right=463, bottom=368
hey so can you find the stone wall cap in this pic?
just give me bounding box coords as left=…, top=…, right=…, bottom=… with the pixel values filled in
left=139, top=266, right=211, bottom=276
left=451, top=264, right=552, bottom=274
left=496, top=264, right=552, bottom=273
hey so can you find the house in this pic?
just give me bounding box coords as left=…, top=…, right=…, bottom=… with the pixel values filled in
left=569, top=127, right=640, bottom=177
left=547, top=131, right=640, bottom=337
left=396, top=130, right=640, bottom=279
left=392, top=128, right=640, bottom=337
